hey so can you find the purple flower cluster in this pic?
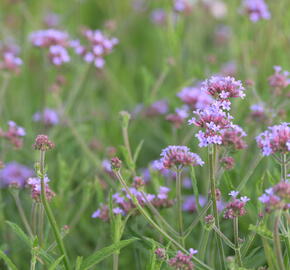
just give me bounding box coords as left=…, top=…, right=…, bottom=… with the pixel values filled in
left=33, top=108, right=59, bottom=126
left=30, top=29, right=70, bottom=66
left=166, top=106, right=189, bottom=128
left=177, top=86, right=213, bottom=110
left=220, top=124, right=247, bottom=150
left=168, top=250, right=195, bottom=270
left=70, top=29, right=118, bottom=69
left=259, top=181, right=290, bottom=212
left=92, top=186, right=173, bottom=221
left=256, top=123, right=290, bottom=156
left=159, top=146, right=204, bottom=169
left=0, top=44, right=22, bottom=73
left=0, top=162, right=34, bottom=188
left=250, top=103, right=268, bottom=123
left=174, top=0, right=193, bottom=15
left=26, top=176, right=55, bottom=201
left=150, top=9, right=167, bottom=25
left=183, top=195, right=225, bottom=213
left=0, top=121, right=26, bottom=149
left=241, top=0, right=271, bottom=22
left=224, top=191, right=250, bottom=219
left=143, top=100, right=169, bottom=117
left=268, top=66, right=290, bottom=94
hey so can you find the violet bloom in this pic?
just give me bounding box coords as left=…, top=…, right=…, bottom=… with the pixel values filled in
left=0, top=52, right=22, bottom=73
left=250, top=103, right=268, bottom=122
left=177, top=86, right=213, bottom=110
left=256, top=123, right=290, bottom=156
left=150, top=9, right=167, bottom=25
left=220, top=124, right=247, bottom=150
left=241, top=0, right=271, bottom=22
left=43, top=12, right=60, bottom=27
left=259, top=181, right=290, bottom=212
left=174, top=0, right=193, bottom=15
left=144, top=100, right=168, bottom=117
left=159, top=145, right=204, bottom=169
left=33, top=108, right=59, bottom=126
left=0, top=121, right=26, bottom=149
left=224, top=192, right=250, bottom=219
left=70, top=29, right=118, bottom=69
left=48, top=45, right=70, bottom=66
left=29, top=29, right=69, bottom=47
left=183, top=195, right=207, bottom=212
left=268, top=66, right=290, bottom=94
left=26, top=176, right=55, bottom=202
left=168, top=251, right=194, bottom=270
left=0, top=162, right=34, bottom=188
left=166, top=106, right=189, bottom=128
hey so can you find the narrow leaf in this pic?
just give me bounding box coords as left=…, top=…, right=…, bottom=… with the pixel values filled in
left=0, top=249, right=18, bottom=270
left=48, top=255, right=64, bottom=270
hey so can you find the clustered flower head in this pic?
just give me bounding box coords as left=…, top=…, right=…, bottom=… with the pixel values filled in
left=224, top=191, right=250, bottom=219
left=189, top=102, right=233, bottom=147
left=30, top=29, right=71, bottom=66
left=168, top=250, right=195, bottom=270
left=143, top=100, right=168, bottom=117
left=70, top=29, right=118, bottom=69
left=177, top=86, right=213, bottom=110
left=250, top=103, right=268, bottom=123
left=256, top=122, right=290, bottom=156
left=26, top=176, right=55, bottom=202
left=268, top=66, right=290, bottom=94
left=33, top=134, right=55, bottom=151
left=92, top=185, right=174, bottom=221
left=173, top=0, right=194, bottom=15
left=0, top=43, right=22, bottom=73
left=0, top=162, right=34, bottom=188
left=259, top=181, right=290, bottom=212
left=166, top=106, right=189, bottom=128
left=220, top=124, right=247, bottom=150
left=159, top=146, right=204, bottom=169
left=0, top=121, right=26, bottom=149
left=220, top=156, right=235, bottom=170
left=33, top=108, right=59, bottom=126
left=241, top=0, right=271, bottom=22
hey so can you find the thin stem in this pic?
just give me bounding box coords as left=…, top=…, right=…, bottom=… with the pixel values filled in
left=176, top=169, right=185, bottom=246
left=281, top=154, right=287, bottom=181
left=273, top=212, right=285, bottom=270
left=0, top=74, right=10, bottom=115
left=212, top=225, right=236, bottom=250
left=208, top=145, right=226, bottom=268
left=233, top=217, right=243, bottom=267
left=11, top=191, right=33, bottom=238
left=39, top=151, right=70, bottom=270
left=113, top=253, right=119, bottom=270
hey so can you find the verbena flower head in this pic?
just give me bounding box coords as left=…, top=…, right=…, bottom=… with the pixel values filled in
left=70, top=29, right=118, bottom=69
left=0, top=42, right=22, bottom=73
left=220, top=124, right=247, bottom=150
left=201, top=76, right=245, bottom=101
left=259, top=181, right=290, bottom=212
left=177, top=86, right=213, bottom=110
left=189, top=103, right=233, bottom=147
left=30, top=29, right=69, bottom=47
left=144, top=100, right=168, bottom=117
left=48, top=45, right=70, bottom=66
left=256, top=123, right=290, bottom=156
left=26, top=176, right=55, bottom=201
left=166, top=106, right=189, bottom=128
left=33, top=108, right=59, bottom=126
left=183, top=195, right=207, bottom=213
left=224, top=191, right=250, bottom=219
left=0, top=121, right=26, bottom=149
left=241, top=0, right=271, bottom=22
left=168, top=250, right=195, bottom=270
left=0, top=162, right=34, bottom=188
left=159, top=146, right=204, bottom=169
left=33, top=134, right=55, bottom=151
left=268, top=66, right=290, bottom=94
left=250, top=103, right=268, bottom=122
left=174, top=0, right=193, bottom=15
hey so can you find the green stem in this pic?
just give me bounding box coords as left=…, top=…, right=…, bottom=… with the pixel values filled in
left=208, top=145, right=226, bottom=268
left=39, top=151, right=70, bottom=270
left=11, top=191, right=33, bottom=238
left=176, top=169, right=185, bottom=246
left=113, top=253, right=119, bottom=270
left=281, top=154, right=287, bottom=181
left=273, top=212, right=285, bottom=270
left=233, top=217, right=242, bottom=267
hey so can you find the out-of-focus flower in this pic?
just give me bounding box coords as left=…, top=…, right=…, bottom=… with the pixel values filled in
left=224, top=192, right=250, bottom=219
left=155, top=248, right=166, bottom=259
left=214, top=25, right=231, bottom=46
left=183, top=195, right=207, bottom=212
left=150, top=9, right=167, bottom=25
left=166, top=106, right=189, bottom=128
left=241, top=0, right=271, bottom=22
left=220, top=156, right=235, bottom=170
left=250, top=103, right=268, bottom=123
left=174, top=0, right=194, bottom=15
left=0, top=162, right=34, bottom=188
left=26, top=176, right=55, bottom=201
left=33, top=108, right=59, bottom=126
left=220, top=124, right=247, bottom=150
left=0, top=121, right=26, bottom=149
left=220, top=61, right=237, bottom=77
left=144, top=100, right=169, bottom=117
left=43, top=12, right=60, bottom=28
left=268, top=66, right=290, bottom=95
left=259, top=181, right=290, bottom=212
left=0, top=51, right=22, bottom=73
left=204, top=0, right=228, bottom=19
left=159, top=145, right=204, bottom=169
left=70, top=29, right=118, bottom=69
left=177, top=86, right=213, bottom=110
left=256, top=123, right=290, bottom=156
left=48, top=45, right=70, bottom=66
left=168, top=250, right=195, bottom=270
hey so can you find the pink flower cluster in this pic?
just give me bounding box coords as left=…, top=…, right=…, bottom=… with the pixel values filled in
left=0, top=45, right=22, bottom=73
left=174, top=0, right=193, bottom=15
left=166, top=106, right=189, bottom=128
left=224, top=191, right=250, bottom=219
left=168, top=250, right=195, bottom=270
left=70, top=29, right=118, bottom=69
left=92, top=186, right=173, bottom=221
left=0, top=121, right=26, bottom=149
left=259, top=181, right=290, bottom=212
left=256, top=123, right=290, bottom=156
left=250, top=103, right=268, bottom=123
left=33, top=108, right=59, bottom=126
left=241, top=0, right=271, bottom=22
left=268, top=66, right=290, bottom=94
left=26, top=176, right=55, bottom=201
left=220, top=124, right=247, bottom=150
left=30, top=29, right=70, bottom=66
left=159, top=146, right=204, bottom=169
left=177, top=86, right=213, bottom=110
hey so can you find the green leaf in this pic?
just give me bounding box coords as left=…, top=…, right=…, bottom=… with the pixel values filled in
left=81, top=238, right=138, bottom=270
left=248, top=224, right=273, bottom=240
left=48, top=255, right=64, bottom=270
left=5, top=221, right=31, bottom=247
left=0, top=249, right=18, bottom=270
left=133, top=140, right=144, bottom=163
left=75, top=256, right=83, bottom=270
